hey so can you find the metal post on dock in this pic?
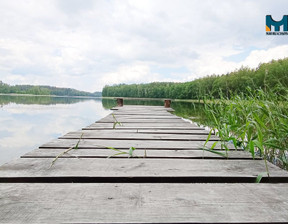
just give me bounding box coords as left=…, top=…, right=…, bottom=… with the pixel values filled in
left=164, top=99, right=171, bottom=108
left=116, top=98, right=124, bottom=107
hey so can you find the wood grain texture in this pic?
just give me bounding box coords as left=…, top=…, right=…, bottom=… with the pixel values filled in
left=60, top=132, right=219, bottom=141
left=99, top=114, right=180, bottom=119
left=97, top=118, right=184, bottom=123
left=0, top=158, right=287, bottom=180
left=64, top=129, right=211, bottom=135
left=86, top=122, right=199, bottom=128
left=113, top=105, right=172, bottom=110
left=0, top=183, right=288, bottom=223
left=113, top=112, right=174, bottom=116
left=21, top=148, right=255, bottom=159
left=39, top=138, right=235, bottom=150
left=110, top=113, right=184, bottom=119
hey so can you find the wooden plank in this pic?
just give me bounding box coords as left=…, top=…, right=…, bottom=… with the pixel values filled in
left=97, top=117, right=183, bottom=123
left=114, top=106, right=169, bottom=110
left=39, top=139, right=235, bottom=150
left=0, top=158, right=287, bottom=182
left=116, top=105, right=166, bottom=108
left=116, top=108, right=175, bottom=112
left=60, top=132, right=219, bottom=141
left=63, top=129, right=211, bottom=135
left=113, top=112, right=175, bottom=115
left=97, top=118, right=185, bottom=123
left=114, top=109, right=173, bottom=113
left=83, top=126, right=204, bottom=130
left=138, top=129, right=209, bottom=134
left=113, top=112, right=174, bottom=116
left=1, top=183, right=288, bottom=223
left=112, top=110, right=175, bottom=115
left=104, top=115, right=180, bottom=119
left=22, top=148, right=257, bottom=159
left=85, top=122, right=199, bottom=128
left=114, top=106, right=169, bottom=109
left=112, top=105, right=174, bottom=112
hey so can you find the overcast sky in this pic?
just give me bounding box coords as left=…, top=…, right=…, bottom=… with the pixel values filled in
left=0, top=0, right=287, bottom=92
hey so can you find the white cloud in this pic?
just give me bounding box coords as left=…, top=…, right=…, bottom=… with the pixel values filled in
left=243, top=45, right=288, bottom=68
left=101, top=63, right=159, bottom=85
left=0, top=0, right=288, bottom=91
left=186, top=45, right=288, bottom=81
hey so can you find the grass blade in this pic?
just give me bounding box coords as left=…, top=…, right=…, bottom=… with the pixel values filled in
left=255, top=172, right=267, bottom=183
left=201, top=147, right=228, bottom=158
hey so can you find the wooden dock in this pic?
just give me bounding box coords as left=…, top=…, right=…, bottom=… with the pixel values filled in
left=1, top=105, right=288, bottom=223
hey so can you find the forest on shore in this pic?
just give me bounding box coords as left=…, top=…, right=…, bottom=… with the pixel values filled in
left=102, top=58, right=288, bottom=99
left=0, top=81, right=101, bottom=97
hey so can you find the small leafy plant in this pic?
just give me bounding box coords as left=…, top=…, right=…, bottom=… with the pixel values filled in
left=107, top=146, right=147, bottom=158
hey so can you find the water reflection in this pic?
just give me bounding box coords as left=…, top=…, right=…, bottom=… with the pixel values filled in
left=0, top=94, right=99, bottom=106
left=0, top=96, right=110, bottom=165
left=171, top=101, right=207, bottom=125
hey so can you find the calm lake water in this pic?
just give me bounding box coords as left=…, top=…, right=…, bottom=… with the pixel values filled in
left=0, top=95, right=112, bottom=165
left=0, top=95, right=203, bottom=166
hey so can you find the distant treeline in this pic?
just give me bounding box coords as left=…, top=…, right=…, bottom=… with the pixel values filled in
left=102, top=58, right=288, bottom=99
left=0, top=95, right=102, bottom=107
left=0, top=81, right=101, bottom=97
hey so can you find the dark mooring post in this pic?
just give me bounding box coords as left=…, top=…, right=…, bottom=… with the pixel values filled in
left=164, top=99, right=171, bottom=108
left=116, top=98, right=124, bottom=107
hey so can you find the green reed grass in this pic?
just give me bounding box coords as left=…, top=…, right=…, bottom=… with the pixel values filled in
left=202, top=85, right=288, bottom=181
left=112, top=113, right=123, bottom=129
left=49, top=133, right=84, bottom=168
left=107, top=146, right=147, bottom=158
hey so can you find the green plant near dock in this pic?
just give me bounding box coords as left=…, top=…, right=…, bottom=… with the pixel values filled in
left=112, top=113, right=122, bottom=129
left=49, top=133, right=84, bottom=168
left=107, top=146, right=147, bottom=158
left=202, top=85, right=288, bottom=176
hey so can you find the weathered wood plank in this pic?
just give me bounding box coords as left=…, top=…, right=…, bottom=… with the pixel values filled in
left=103, top=115, right=180, bottom=119
left=95, top=111, right=198, bottom=125
left=113, top=111, right=174, bottom=115
left=60, top=132, right=219, bottom=141
left=113, top=110, right=172, bottom=113
left=116, top=105, right=166, bottom=108
left=64, top=129, right=211, bottom=135
left=136, top=129, right=208, bottom=134
left=112, top=109, right=175, bottom=115
left=114, top=105, right=170, bottom=110
left=112, top=105, right=174, bottom=112
left=21, top=148, right=257, bottom=159
left=97, top=118, right=184, bottom=123
left=113, top=112, right=174, bottom=116
left=0, top=158, right=287, bottom=180
left=39, top=139, right=235, bottom=150
left=85, top=122, right=199, bottom=128
left=1, top=183, right=288, bottom=223
left=83, top=126, right=204, bottom=130
left=116, top=108, right=175, bottom=112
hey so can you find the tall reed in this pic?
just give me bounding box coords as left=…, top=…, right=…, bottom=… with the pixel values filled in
left=202, top=85, right=288, bottom=172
